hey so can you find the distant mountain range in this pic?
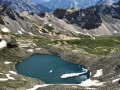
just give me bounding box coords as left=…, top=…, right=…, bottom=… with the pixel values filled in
left=0, top=0, right=119, bottom=14
left=27, top=0, right=120, bottom=36
left=0, top=0, right=120, bottom=37
left=41, top=0, right=118, bottom=10
left=0, top=0, right=51, bottom=13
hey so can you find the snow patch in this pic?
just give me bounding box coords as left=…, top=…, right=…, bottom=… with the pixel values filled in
left=114, top=30, right=118, bottom=33
left=80, top=79, right=105, bottom=87
left=38, top=30, right=43, bottom=34
left=27, top=84, right=50, bottom=90
left=27, top=49, right=33, bottom=52
left=82, top=68, right=88, bottom=72
left=0, top=40, right=7, bottom=49
left=1, top=27, right=10, bottom=33
left=112, top=78, right=120, bottom=83
left=9, top=71, right=17, bottom=75
left=48, top=24, right=52, bottom=26
left=21, top=28, right=25, bottom=32
left=61, top=72, right=86, bottom=79
left=18, top=30, right=23, bottom=34
left=6, top=74, right=15, bottom=80
left=35, top=48, right=42, bottom=50
left=0, top=78, right=8, bottom=81
left=74, top=31, right=85, bottom=35
left=85, top=88, right=96, bottom=90
left=23, top=78, right=26, bottom=81
left=28, top=32, right=34, bottom=35
left=93, top=69, right=103, bottom=77
left=4, top=61, right=12, bottom=64
left=0, top=35, right=2, bottom=39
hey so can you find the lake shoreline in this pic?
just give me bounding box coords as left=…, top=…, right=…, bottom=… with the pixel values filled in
left=0, top=45, right=120, bottom=90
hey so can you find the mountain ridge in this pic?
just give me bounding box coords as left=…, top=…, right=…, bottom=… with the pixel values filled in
left=20, top=0, right=120, bottom=36
left=0, top=0, right=51, bottom=13
left=41, top=0, right=118, bottom=10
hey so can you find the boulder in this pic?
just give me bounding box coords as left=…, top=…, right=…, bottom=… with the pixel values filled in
left=3, top=36, right=18, bottom=48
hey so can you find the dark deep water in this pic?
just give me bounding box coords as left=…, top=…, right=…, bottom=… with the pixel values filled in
left=16, top=54, right=90, bottom=84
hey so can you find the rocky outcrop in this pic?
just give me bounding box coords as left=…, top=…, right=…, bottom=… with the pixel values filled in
left=38, top=12, right=46, bottom=18
left=28, top=12, right=34, bottom=16
left=3, top=36, right=18, bottom=48
left=53, top=8, right=67, bottom=19
left=0, top=3, right=17, bottom=20
left=0, top=15, right=4, bottom=24
left=65, top=6, right=102, bottom=29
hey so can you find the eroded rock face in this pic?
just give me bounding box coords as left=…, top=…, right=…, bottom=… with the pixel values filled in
left=28, top=12, right=34, bottom=16
left=53, top=8, right=67, bottom=19
left=52, top=0, right=120, bottom=30
left=0, top=15, right=4, bottom=24
left=38, top=12, right=45, bottom=18
left=0, top=3, right=16, bottom=20
left=65, top=6, right=102, bottom=29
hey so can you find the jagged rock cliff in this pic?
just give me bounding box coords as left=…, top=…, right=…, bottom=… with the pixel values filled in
left=0, top=3, right=40, bottom=35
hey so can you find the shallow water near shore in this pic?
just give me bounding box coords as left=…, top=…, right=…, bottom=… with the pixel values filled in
left=16, top=54, right=90, bottom=84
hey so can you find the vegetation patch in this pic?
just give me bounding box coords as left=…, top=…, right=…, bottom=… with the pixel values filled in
left=3, top=32, right=120, bottom=56
left=43, top=24, right=54, bottom=32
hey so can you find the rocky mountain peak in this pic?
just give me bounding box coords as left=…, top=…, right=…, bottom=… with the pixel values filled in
left=1, top=2, right=8, bottom=9
left=96, top=0, right=113, bottom=5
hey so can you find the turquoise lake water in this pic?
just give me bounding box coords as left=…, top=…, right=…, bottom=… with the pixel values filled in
left=16, top=54, right=90, bottom=84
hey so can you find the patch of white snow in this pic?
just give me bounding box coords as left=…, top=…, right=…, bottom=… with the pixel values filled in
left=93, top=69, right=103, bottom=77
left=0, top=35, right=2, bottom=39
left=0, top=78, right=8, bottom=81
left=80, top=79, right=105, bottom=87
left=27, top=84, right=50, bottom=90
left=1, top=27, right=10, bottom=32
left=18, top=30, right=23, bottom=34
left=6, top=74, right=15, bottom=80
left=35, top=48, right=42, bottom=50
left=4, top=61, right=12, bottom=64
left=28, top=32, right=34, bottom=35
left=114, top=30, right=118, bottom=33
left=27, top=49, right=33, bottom=52
left=0, top=40, right=7, bottom=49
left=9, top=71, right=17, bottom=75
left=21, top=28, right=25, bottom=32
left=112, top=78, right=120, bottom=83
left=61, top=72, right=86, bottom=79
